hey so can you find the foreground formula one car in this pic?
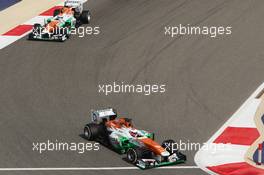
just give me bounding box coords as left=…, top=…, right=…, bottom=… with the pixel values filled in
left=83, top=108, right=186, bottom=169
left=28, top=0, right=90, bottom=41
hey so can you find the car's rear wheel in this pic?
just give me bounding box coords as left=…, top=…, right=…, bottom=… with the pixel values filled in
left=84, top=123, right=109, bottom=141
left=84, top=127, right=91, bottom=140
left=80, top=10, right=91, bottom=24
left=84, top=123, right=99, bottom=141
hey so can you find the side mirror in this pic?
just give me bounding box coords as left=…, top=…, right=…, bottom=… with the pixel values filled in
left=91, top=110, right=97, bottom=122
left=149, top=133, right=155, bottom=140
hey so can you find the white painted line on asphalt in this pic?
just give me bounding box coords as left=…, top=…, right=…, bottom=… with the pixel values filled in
left=0, top=166, right=199, bottom=171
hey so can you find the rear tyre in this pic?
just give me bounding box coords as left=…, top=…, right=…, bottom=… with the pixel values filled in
left=84, top=123, right=100, bottom=141
left=126, top=147, right=152, bottom=164
left=80, top=10, right=91, bottom=24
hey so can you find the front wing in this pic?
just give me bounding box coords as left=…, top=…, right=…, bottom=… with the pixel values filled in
left=28, top=32, right=68, bottom=42
left=136, top=153, right=186, bottom=169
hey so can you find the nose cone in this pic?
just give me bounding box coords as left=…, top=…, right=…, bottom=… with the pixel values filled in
left=140, top=138, right=166, bottom=155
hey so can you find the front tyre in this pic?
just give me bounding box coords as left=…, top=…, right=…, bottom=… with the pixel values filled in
left=127, top=148, right=138, bottom=164
left=126, top=147, right=152, bottom=164
left=28, top=33, right=34, bottom=40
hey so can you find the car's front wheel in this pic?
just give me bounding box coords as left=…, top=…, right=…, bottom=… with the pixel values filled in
left=126, top=147, right=152, bottom=164
left=127, top=148, right=138, bottom=164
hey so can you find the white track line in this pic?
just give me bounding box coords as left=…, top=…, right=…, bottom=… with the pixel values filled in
left=0, top=166, right=199, bottom=171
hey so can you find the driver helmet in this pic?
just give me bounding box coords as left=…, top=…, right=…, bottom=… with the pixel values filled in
left=60, top=7, right=67, bottom=14
left=129, top=130, right=138, bottom=137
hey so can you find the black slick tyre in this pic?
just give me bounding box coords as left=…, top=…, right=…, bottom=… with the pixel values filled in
left=80, top=10, right=91, bottom=24
left=84, top=123, right=99, bottom=141
left=127, top=147, right=152, bottom=164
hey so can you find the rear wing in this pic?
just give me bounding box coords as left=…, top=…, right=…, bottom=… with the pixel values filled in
left=91, top=108, right=117, bottom=123
left=64, top=0, right=87, bottom=7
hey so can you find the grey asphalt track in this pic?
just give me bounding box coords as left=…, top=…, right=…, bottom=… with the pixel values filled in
left=1, top=0, right=264, bottom=174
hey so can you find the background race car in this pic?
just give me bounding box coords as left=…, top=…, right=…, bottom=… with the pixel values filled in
left=28, top=0, right=91, bottom=42
left=83, top=108, right=186, bottom=169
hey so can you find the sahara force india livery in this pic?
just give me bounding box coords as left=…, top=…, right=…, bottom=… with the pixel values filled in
left=28, top=0, right=91, bottom=41
left=83, top=108, right=186, bottom=169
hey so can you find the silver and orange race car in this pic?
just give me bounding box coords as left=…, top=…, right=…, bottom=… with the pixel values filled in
left=83, top=108, right=186, bottom=169
left=28, top=0, right=91, bottom=41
